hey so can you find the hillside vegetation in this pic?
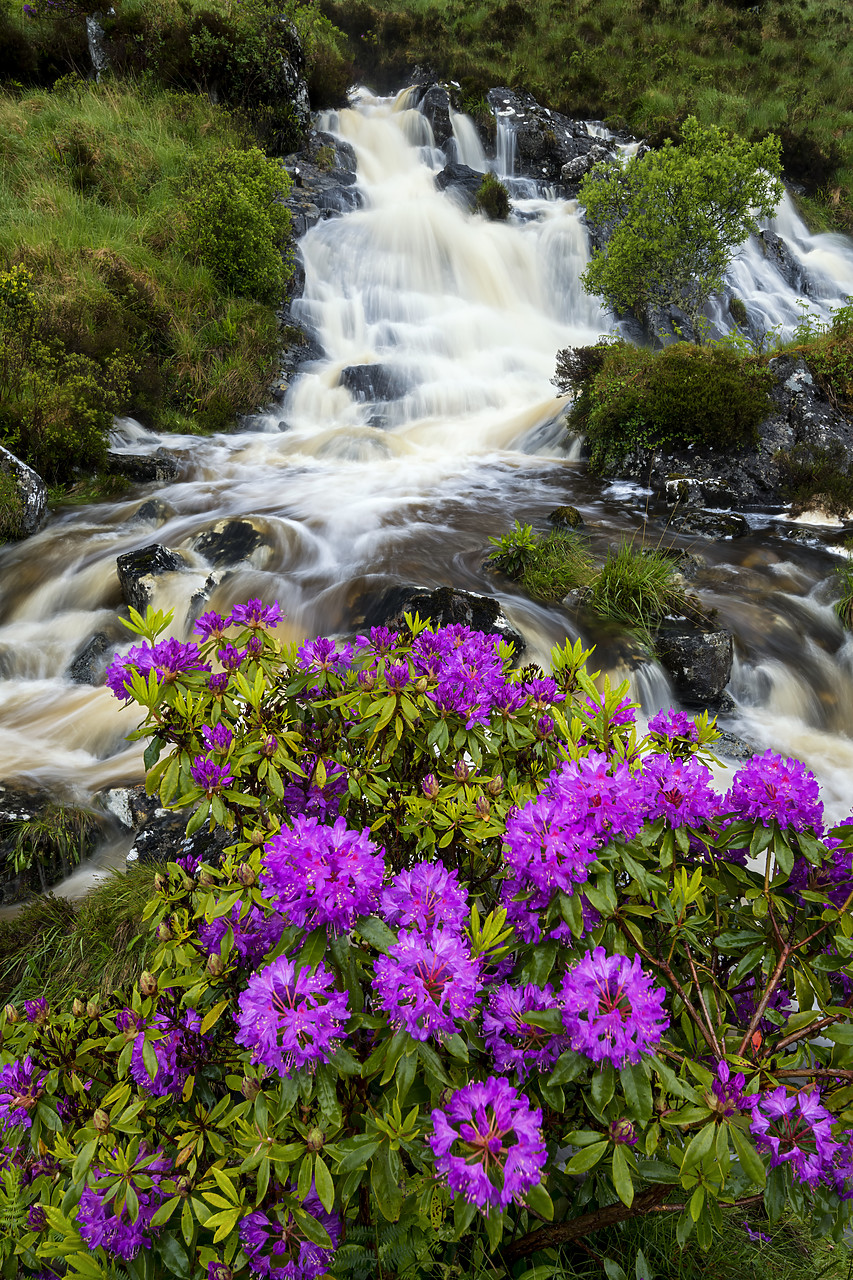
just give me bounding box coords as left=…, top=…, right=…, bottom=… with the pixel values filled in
left=320, top=0, right=853, bottom=230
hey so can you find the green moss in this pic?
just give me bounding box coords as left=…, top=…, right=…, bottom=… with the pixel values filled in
left=475, top=171, right=510, bottom=220
left=559, top=340, right=773, bottom=473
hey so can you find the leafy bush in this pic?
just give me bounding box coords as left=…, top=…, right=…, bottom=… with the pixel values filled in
left=1, top=601, right=853, bottom=1279
left=0, top=466, right=24, bottom=540
left=559, top=339, right=774, bottom=473
left=183, top=147, right=293, bottom=304
left=475, top=171, right=510, bottom=220
left=792, top=300, right=853, bottom=411
left=833, top=545, right=853, bottom=631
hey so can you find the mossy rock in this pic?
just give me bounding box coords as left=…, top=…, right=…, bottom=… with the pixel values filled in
left=548, top=505, right=584, bottom=529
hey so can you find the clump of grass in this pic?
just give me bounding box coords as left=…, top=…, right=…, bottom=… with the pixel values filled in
left=587, top=542, right=692, bottom=645
left=776, top=441, right=853, bottom=518
left=488, top=521, right=594, bottom=601
left=0, top=466, right=24, bottom=540
left=834, top=542, right=853, bottom=630
left=475, top=171, right=510, bottom=220
left=0, top=865, right=158, bottom=1007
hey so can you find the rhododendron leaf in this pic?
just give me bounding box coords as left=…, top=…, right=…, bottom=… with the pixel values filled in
left=485, top=1207, right=504, bottom=1250
left=355, top=915, right=397, bottom=954
left=548, top=1050, right=585, bottom=1086
left=612, top=1143, right=634, bottom=1207
left=620, top=1062, right=653, bottom=1123
left=315, top=1155, right=335, bottom=1213
left=565, top=1140, right=608, bottom=1174
left=681, top=1120, right=716, bottom=1175
left=371, top=1146, right=403, bottom=1222
left=591, top=1062, right=616, bottom=1111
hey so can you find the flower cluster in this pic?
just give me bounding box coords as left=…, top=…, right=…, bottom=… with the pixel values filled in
left=750, top=1086, right=838, bottom=1186
left=197, top=901, right=285, bottom=968
left=482, top=983, right=567, bottom=1080
left=106, top=638, right=210, bottom=701
left=130, top=1009, right=208, bottom=1098
left=235, top=957, right=350, bottom=1076
left=261, top=815, right=384, bottom=934
left=726, top=750, right=823, bottom=833
left=379, top=861, right=468, bottom=936
left=561, top=948, right=669, bottom=1067
left=373, top=930, right=480, bottom=1041
left=239, top=1188, right=340, bottom=1280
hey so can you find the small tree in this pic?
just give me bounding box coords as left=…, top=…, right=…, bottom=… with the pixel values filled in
left=579, top=117, right=783, bottom=339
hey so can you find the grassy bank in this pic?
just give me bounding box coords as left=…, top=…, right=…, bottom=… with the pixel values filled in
left=320, top=0, right=853, bottom=230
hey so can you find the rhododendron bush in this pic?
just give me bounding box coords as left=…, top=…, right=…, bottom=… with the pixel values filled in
left=2, top=600, right=853, bottom=1279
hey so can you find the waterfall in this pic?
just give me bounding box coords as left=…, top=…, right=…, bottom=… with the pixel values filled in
left=450, top=110, right=486, bottom=171
left=1, top=86, right=853, bottom=824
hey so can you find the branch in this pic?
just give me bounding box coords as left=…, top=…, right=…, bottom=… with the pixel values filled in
left=616, top=920, right=720, bottom=1054
left=684, top=943, right=723, bottom=1058
left=505, top=1187, right=675, bottom=1263
left=736, top=945, right=791, bottom=1057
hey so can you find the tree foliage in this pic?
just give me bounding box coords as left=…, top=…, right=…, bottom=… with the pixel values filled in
left=579, top=118, right=784, bottom=338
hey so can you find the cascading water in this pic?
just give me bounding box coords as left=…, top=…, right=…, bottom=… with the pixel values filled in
left=2, top=86, right=853, bottom=839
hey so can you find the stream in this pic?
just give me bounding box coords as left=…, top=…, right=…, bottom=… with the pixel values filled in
left=3, top=85, right=853, bottom=869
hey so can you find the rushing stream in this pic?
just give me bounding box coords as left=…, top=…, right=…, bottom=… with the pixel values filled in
left=3, top=87, right=853, bottom=840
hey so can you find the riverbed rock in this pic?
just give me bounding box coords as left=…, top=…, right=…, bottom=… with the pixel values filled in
left=486, top=87, right=613, bottom=182
left=605, top=353, right=853, bottom=509
left=668, top=509, right=750, bottom=539
left=340, top=364, right=408, bottom=403
left=713, top=729, right=758, bottom=763
left=0, top=443, right=47, bottom=538
left=548, top=505, right=585, bottom=529
left=282, top=129, right=361, bottom=239
left=435, top=162, right=483, bottom=210
left=126, top=807, right=232, bottom=868
left=116, top=543, right=186, bottom=613
left=359, top=584, right=526, bottom=654
left=106, top=447, right=180, bottom=484
left=414, top=84, right=453, bottom=147
left=127, top=497, right=174, bottom=527
left=655, top=625, right=734, bottom=708
left=68, top=632, right=112, bottom=685
left=192, top=518, right=274, bottom=570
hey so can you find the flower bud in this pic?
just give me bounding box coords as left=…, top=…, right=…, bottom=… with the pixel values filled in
left=236, top=863, right=257, bottom=886
left=453, top=759, right=470, bottom=782
left=608, top=1118, right=636, bottom=1146
left=357, top=669, right=375, bottom=691
left=260, top=734, right=278, bottom=757
left=536, top=714, right=555, bottom=740
left=4, top=1004, right=18, bottom=1025
left=153, top=873, right=167, bottom=893
left=93, top=1109, right=111, bottom=1134
left=206, top=952, right=225, bottom=978
left=176, top=1176, right=192, bottom=1198
left=157, top=921, right=172, bottom=943
left=415, top=676, right=429, bottom=693
left=475, top=794, right=490, bottom=819
left=247, top=635, right=263, bottom=657
left=306, top=1126, right=325, bottom=1153
left=26, top=1205, right=46, bottom=1232
left=86, top=1000, right=100, bottom=1021
left=208, top=1265, right=233, bottom=1280
left=139, top=971, right=158, bottom=998
left=72, top=999, right=85, bottom=1018
left=250, top=829, right=266, bottom=849
left=198, top=870, right=215, bottom=887
left=241, top=1076, right=261, bottom=1101
left=485, top=773, right=503, bottom=797
left=421, top=773, right=440, bottom=800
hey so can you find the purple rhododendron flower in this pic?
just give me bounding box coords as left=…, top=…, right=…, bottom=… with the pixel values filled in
left=130, top=1009, right=207, bottom=1097
left=750, top=1086, right=838, bottom=1186
left=410, top=625, right=507, bottom=730
left=261, top=815, right=383, bottom=934
left=643, top=754, right=718, bottom=827
left=190, top=757, right=233, bottom=795
left=279, top=757, right=348, bottom=824
left=383, top=662, right=410, bottom=690
left=238, top=1188, right=340, bottom=1279
left=201, top=722, right=233, bottom=754
left=711, top=1060, right=749, bottom=1116
left=198, top=901, right=285, bottom=968
left=194, top=611, right=228, bottom=641
left=235, top=957, right=349, bottom=1078
left=229, top=598, right=282, bottom=629
left=561, top=947, right=669, bottom=1066
left=24, top=998, right=48, bottom=1024
left=379, top=862, right=468, bottom=937
left=217, top=643, right=247, bottom=671
left=0, top=1057, right=46, bottom=1130
left=209, top=671, right=229, bottom=694
left=429, top=1077, right=546, bottom=1212
left=522, top=676, right=564, bottom=707
left=106, top=638, right=209, bottom=701
left=726, top=750, right=823, bottom=834
left=482, top=983, right=568, bottom=1080
left=731, top=976, right=793, bottom=1037
left=647, top=708, right=699, bottom=743
left=297, top=636, right=353, bottom=675
left=77, top=1186, right=162, bottom=1261
left=373, top=930, right=480, bottom=1042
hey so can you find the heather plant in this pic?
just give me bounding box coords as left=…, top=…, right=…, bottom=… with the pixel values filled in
left=1, top=600, right=853, bottom=1280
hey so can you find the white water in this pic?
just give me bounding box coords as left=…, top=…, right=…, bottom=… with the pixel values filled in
left=2, top=87, right=853, bottom=845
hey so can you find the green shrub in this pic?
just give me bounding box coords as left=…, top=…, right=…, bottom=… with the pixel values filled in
left=488, top=522, right=594, bottom=601
left=183, top=146, right=292, bottom=304
left=475, top=170, right=510, bottom=220
left=0, top=466, right=24, bottom=540
left=560, top=339, right=773, bottom=473
left=295, top=3, right=354, bottom=108
left=487, top=519, right=540, bottom=576
left=587, top=541, right=693, bottom=646
left=728, top=294, right=748, bottom=326
left=793, top=300, right=853, bottom=410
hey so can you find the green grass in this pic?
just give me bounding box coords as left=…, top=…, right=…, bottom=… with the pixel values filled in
left=0, top=865, right=158, bottom=1007
left=587, top=541, right=693, bottom=645
left=320, top=0, right=853, bottom=229
left=488, top=523, right=595, bottom=601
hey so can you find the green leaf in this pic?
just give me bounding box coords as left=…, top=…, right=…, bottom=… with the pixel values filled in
left=336, top=1139, right=380, bottom=1174
left=314, top=1155, right=335, bottom=1213
left=612, top=1143, right=634, bottom=1207
left=730, top=1123, right=766, bottom=1187
left=142, top=1035, right=160, bottom=1082
left=150, top=1197, right=181, bottom=1228
left=371, top=1145, right=403, bottom=1222
left=565, top=1140, right=608, bottom=1174
left=297, top=925, right=328, bottom=971
left=525, top=1181, right=553, bottom=1221
left=548, top=1049, right=585, bottom=1087
left=157, top=1234, right=191, bottom=1279
left=484, top=1208, right=504, bottom=1252
left=355, top=914, right=397, bottom=954
left=604, top=1260, right=628, bottom=1280
left=72, top=1139, right=97, bottom=1186
left=591, top=1061, right=615, bottom=1111
left=681, top=1120, right=716, bottom=1175
left=620, top=1061, right=653, bottom=1123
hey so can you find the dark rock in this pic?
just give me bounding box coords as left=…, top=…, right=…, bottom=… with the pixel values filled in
left=655, top=625, right=734, bottom=708
left=269, top=323, right=324, bottom=399
left=116, top=543, right=186, bottom=613
left=106, top=447, right=180, bottom=483
left=68, top=632, right=112, bottom=685
left=340, top=364, right=407, bottom=403
left=360, top=584, right=526, bottom=655
left=435, top=162, right=484, bottom=210
left=607, top=353, right=853, bottom=509
left=282, top=130, right=362, bottom=239
left=713, top=729, right=757, bottom=763
left=126, top=808, right=232, bottom=868
left=486, top=87, right=614, bottom=183
left=127, top=498, right=174, bottom=527
left=758, top=228, right=812, bottom=295
left=102, top=784, right=162, bottom=831
left=0, top=783, right=102, bottom=904
left=193, top=518, right=273, bottom=569
left=0, top=443, right=47, bottom=537
left=559, top=143, right=611, bottom=192
left=548, top=505, right=584, bottom=529
left=415, top=84, right=453, bottom=147
left=668, top=510, right=750, bottom=539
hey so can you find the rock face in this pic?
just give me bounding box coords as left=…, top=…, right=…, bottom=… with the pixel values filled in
left=0, top=443, right=47, bottom=538
left=106, top=447, right=180, bottom=483
left=127, top=809, right=232, bottom=868
left=68, top=632, right=113, bottom=685
left=116, top=543, right=186, bottom=613
left=656, top=625, right=734, bottom=709
left=414, top=84, right=453, bottom=147
left=282, top=130, right=361, bottom=240
left=360, top=584, right=526, bottom=654
left=611, top=354, right=853, bottom=509
left=667, top=510, right=750, bottom=539
left=435, top=162, right=483, bottom=210
left=486, top=87, right=614, bottom=182
left=340, top=364, right=407, bottom=403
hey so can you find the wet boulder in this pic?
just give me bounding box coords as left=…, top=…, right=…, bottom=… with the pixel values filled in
left=668, top=510, right=750, bottom=539
left=192, top=518, right=274, bottom=570
left=548, top=505, right=585, bottom=529
left=68, top=632, right=113, bottom=685
left=435, top=162, right=484, bottom=211
left=127, top=497, right=174, bottom=527
left=126, top=807, right=232, bottom=868
left=282, top=130, right=362, bottom=238
left=486, top=87, right=611, bottom=182
left=0, top=443, right=46, bottom=538
left=415, top=84, right=453, bottom=147
left=560, top=143, right=612, bottom=193
left=713, top=730, right=757, bottom=764
left=340, top=364, right=408, bottom=403
left=360, top=584, right=526, bottom=655
left=656, top=624, right=734, bottom=709
left=106, top=447, right=180, bottom=483
left=116, top=542, right=186, bottom=613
